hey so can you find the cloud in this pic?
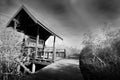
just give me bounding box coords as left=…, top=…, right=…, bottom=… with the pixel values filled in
left=0, top=0, right=18, bottom=7
left=83, top=0, right=120, bottom=21
left=37, top=0, right=68, bottom=15
left=24, top=0, right=120, bottom=44
left=1, top=0, right=120, bottom=47
left=0, top=0, right=19, bottom=13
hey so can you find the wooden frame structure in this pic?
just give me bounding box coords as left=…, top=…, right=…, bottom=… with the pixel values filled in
left=6, top=5, right=64, bottom=73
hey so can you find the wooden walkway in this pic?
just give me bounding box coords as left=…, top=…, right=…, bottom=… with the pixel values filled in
left=25, top=59, right=83, bottom=80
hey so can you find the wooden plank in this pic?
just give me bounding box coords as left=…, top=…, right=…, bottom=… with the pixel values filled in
left=34, top=61, right=51, bottom=65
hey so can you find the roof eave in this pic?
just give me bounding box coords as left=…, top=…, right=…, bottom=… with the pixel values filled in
left=37, top=20, right=63, bottom=40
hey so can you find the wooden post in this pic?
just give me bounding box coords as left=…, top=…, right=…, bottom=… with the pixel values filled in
left=47, top=52, right=49, bottom=59
left=36, top=34, right=39, bottom=58
left=14, top=21, right=17, bottom=30
left=28, top=48, right=31, bottom=55
left=32, top=63, right=36, bottom=73
left=17, top=65, right=21, bottom=73
left=43, top=51, right=45, bottom=59
left=32, top=26, right=39, bottom=73
left=31, top=34, right=39, bottom=73
left=64, top=49, right=66, bottom=58
left=13, top=19, right=19, bottom=30
left=52, top=36, right=56, bottom=62
left=42, top=42, right=45, bottom=59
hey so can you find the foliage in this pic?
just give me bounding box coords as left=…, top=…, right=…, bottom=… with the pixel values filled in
left=65, top=46, right=80, bottom=59
left=0, top=27, right=24, bottom=74
left=80, top=26, right=120, bottom=80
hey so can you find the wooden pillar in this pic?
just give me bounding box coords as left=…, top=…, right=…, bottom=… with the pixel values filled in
left=32, top=63, right=36, bottom=73
left=32, top=27, right=39, bottom=73
left=64, top=49, right=66, bottom=58
left=13, top=19, right=19, bottom=30
left=43, top=52, right=45, bottom=59
left=42, top=42, right=45, bottom=59
left=28, top=48, right=31, bottom=55
left=14, top=21, right=17, bottom=30
left=36, top=34, right=39, bottom=58
left=17, top=65, right=21, bottom=73
left=52, top=36, right=56, bottom=62
left=47, top=52, right=49, bottom=59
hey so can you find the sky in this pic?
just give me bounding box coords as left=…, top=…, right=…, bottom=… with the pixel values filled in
left=1, top=0, right=120, bottom=49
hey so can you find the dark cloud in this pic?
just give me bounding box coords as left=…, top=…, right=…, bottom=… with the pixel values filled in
left=0, top=0, right=18, bottom=13
left=86, top=0, right=120, bottom=20
left=0, top=0, right=18, bottom=7
left=24, top=0, right=68, bottom=15
left=40, top=0, right=67, bottom=15
left=26, top=0, right=80, bottom=29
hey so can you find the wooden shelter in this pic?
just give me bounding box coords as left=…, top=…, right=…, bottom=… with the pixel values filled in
left=6, top=5, right=64, bottom=73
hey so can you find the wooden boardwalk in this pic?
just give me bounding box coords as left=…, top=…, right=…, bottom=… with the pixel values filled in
left=24, top=59, right=83, bottom=80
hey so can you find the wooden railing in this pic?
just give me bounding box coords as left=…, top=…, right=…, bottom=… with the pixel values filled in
left=25, top=38, right=44, bottom=48
left=43, top=48, right=66, bottom=59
